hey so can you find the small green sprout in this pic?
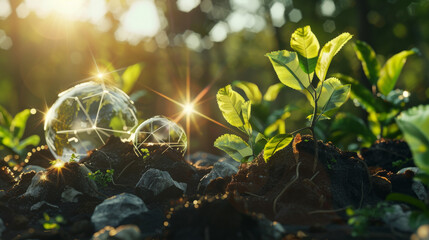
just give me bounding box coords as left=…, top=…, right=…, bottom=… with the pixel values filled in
left=88, top=169, right=114, bottom=187
left=69, top=153, right=78, bottom=162
left=41, top=213, right=65, bottom=230
left=0, top=105, right=40, bottom=157
left=140, top=148, right=150, bottom=160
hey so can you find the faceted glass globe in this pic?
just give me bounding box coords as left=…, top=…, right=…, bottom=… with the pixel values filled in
left=133, top=116, right=187, bottom=156
left=44, top=81, right=138, bottom=161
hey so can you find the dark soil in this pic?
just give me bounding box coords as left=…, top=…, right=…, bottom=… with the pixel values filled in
left=0, top=135, right=416, bottom=239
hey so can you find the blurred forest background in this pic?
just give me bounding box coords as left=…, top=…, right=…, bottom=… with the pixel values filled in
left=0, top=0, right=428, bottom=154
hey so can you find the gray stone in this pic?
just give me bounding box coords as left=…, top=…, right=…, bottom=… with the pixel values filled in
left=135, top=168, right=186, bottom=196
left=22, top=171, right=48, bottom=198
left=30, top=201, right=59, bottom=211
left=22, top=165, right=45, bottom=173
left=397, top=167, right=420, bottom=174
left=199, top=161, right=238, bottom=189
left=397, top=167, right=428, bottom=201
left=61, top=186, right=83, bottom=203
left=91, top=193, right=148, bottom=231
left=91, top=225, right=141, bottom=240
left=0, top=218, right=5, bottom=237
left=383, top=204, right=412, bottom=232
left=91, top=226, right=115, bottom=240
left=77, top=165, right=99, bottom=197
left=110, top=225, right=141, bottom=240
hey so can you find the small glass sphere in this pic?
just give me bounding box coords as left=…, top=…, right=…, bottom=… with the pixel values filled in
left=44, top=81, right=138, bottom=161
left=133, top=116, right=187, bottom=156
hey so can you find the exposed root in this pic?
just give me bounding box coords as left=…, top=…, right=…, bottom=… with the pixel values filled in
left=273, top=161, right=302, bottom=215
left=307, top=207, right=348, bottom=215
left=244, top=192, right=264, bottom=198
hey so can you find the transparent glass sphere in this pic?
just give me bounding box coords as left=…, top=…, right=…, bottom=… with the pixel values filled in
left=44, top=81, right=138, bottom=161
left=133, top=116, right=187, bottom=156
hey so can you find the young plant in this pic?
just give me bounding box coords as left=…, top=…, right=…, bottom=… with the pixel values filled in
left=264, top=26, right=352, bottom=167
left=88, top=169, right=114, bottom=187
left=0, top=105, right=40, bottom=157
left=41, top=213, right=65, bottom=230
left=231, top=80, right=295, bottom=137
left=333, top=41, right=418, bottom=145
left=214, top=85, right=267, bottom=163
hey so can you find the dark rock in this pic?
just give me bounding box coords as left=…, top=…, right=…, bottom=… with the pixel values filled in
left=109, top=225, right=141, bottom=240
left=167, top=195, right=284, bottom=240
left=199, top=161, right=238, bottom=190
left=91, top=225, right=141, bottom=240
left=92, top=226, right=115, bottom=240
left=61, top=186, right=83, bottom=203
left=361, top=138, right=414, bottom=172
left=119, top=208, right=164, bottom=238
left=141, top=145, right=205, bottom=196
left=135, top=168, right=186, bottom=203
left=30, top=201, right=59, bottom=211
left=383, top=204, right=412, bottom=232
left=91, top=193, right=148, bottom=231
left=22, top=165, right=45, bottom=174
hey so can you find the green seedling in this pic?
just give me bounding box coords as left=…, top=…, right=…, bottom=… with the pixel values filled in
left=264, top=25, right=352, bottom=168
left=0, top=105, right=40, bottom=157
left=333, top=41, right=418, bottom=146
left=41, top=213, right=65, bottom=230
left=88, top=169, right=114, bottom=187
left=232, top=80, right=298, bottom=138
left=214, top=85, right=267, bottom=163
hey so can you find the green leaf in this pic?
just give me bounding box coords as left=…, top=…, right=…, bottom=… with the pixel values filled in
left=387, top=193, right=428, bottom=212
left=16, top=135, right=40, bottom=150
left=0, top=105, right=12, bottom=127
left=232, top=81, right=262, bottom=104
left=214, top=134, right=253, bottom=162
left=217, top=85, right=245, bottom=127
left=396, top=105, right=429, bottom=172
left=263, top=134, right=293, bottom=162
left=266, top=50, right=311, bottom=90
left=253, top=132, right=267, bottom=156
left=241, top=101, right=252, bottom=135
left=334, top=73, right=388, bottom=113
left=263, top=83, right=284, bottom=102
left=11, top=109, right=31, bottom=139
left=314, top=78, right=351, bottom=117
left=122, top=63, right=142, bottom=93
left=377, top=49, right=417, bottom=96
left=316, top=32, right=352, bottom=82
left=331, top=113, right=377, bottom=143
left=290, top=25, right=320, bottom=74
left=354, top=41, right=380, bottom=85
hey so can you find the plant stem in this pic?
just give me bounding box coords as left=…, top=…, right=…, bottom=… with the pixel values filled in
left=310, top=96, right=319, bottom=173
